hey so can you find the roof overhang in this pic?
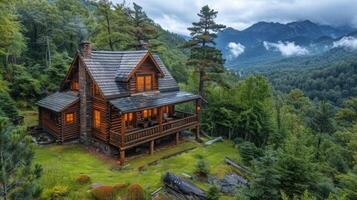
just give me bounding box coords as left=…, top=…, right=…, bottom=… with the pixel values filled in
left=109, top=91, right=201, bottom=113
left=37, top=92, right=79, bottom=112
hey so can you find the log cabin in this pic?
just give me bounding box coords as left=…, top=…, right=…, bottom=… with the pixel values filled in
left=37, top=42, right=201, bottom=164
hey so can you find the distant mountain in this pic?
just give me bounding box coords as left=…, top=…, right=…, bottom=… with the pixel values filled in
left=216, top=20, right=357, bottom=70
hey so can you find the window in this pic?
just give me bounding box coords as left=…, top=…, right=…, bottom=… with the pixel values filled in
left=124, top=113, right=134, bottom=128
left=136, top=75, right=152, bottom=92
left=93, top=110, right=101, bottom=129
left=71, top=81, right=79, bottom=90
left=137, top=76, right=145, bottom=92
left=143, top=109, right=152, bottom=119
left=65, top=113, right=74, bottom=124
left=145, top=75, right=152, bottom=90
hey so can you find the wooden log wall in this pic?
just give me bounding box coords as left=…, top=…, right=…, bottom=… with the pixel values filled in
left=109, top=106, right=121, bottom=147
left=91, top=82, right=110, bottom=142
left=40, top=107, right=62, bottom=140
left=61, top=102, right=80, bottom=141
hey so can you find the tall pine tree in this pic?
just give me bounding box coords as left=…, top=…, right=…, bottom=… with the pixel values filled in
left=185, top=5, right=226, bottom=99
left=0, top=118, right=42, bottom=199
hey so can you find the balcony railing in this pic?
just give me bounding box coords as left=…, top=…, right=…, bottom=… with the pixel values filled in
left=109, top=112, right=198, bottom=148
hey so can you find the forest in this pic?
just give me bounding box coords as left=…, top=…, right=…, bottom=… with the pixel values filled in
left=0, top=0, right=356, bottom=200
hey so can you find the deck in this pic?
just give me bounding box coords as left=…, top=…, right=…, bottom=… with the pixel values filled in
left=109, top=111, right=199, bottom=149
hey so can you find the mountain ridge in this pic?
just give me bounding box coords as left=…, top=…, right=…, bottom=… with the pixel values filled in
left=215, top=20, right=357, bottom=70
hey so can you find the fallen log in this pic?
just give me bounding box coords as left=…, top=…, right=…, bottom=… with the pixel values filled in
left=163, top=172, right=206, bottom=200
left=224, top=157, right=252, bottom=175
left=205, top=136, right=223, bottom=145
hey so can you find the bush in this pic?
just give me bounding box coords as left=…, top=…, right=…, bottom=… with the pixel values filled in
left=43, top=185, right=69, bottom=199
left=206, top=185, right=220, bottom=200
left=91, top=186, right=114, bottom=200
left=195, top=157, right=209, bottom=177
left=127, top=183, right=144, bottom=200
left=76, top=175, right=91, bottom=184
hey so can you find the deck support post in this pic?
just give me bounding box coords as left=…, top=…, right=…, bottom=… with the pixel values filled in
left=119, top=150, right=125, bottom=165
left=195, top=125, right=200, bottom=140
left=150, top=140, right=155, bottom=155
left=175, top=132, right=180, bottom=145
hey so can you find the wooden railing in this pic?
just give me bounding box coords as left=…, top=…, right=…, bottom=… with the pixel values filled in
left=109, top=112, right=198, bottom=148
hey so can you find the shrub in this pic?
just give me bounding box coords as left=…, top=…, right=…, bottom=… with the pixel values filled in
left=194, top=158, right=209, bottom=177
left=206, top=185, right=220, bottom=200
left=43, top=185, right=69, bottom=199
left=91, top=186, right=114, bottom=200
left=127, top=183, right=144, bottom=200
left=76, top=175, right=91, bottom=184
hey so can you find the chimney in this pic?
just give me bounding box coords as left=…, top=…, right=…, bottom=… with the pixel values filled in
left=80, top=41, right=92, bottom=58
left=139, top=40, right=148, bottom=50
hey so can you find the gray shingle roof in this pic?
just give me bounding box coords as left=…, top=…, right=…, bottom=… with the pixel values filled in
left=37, top=92, right=79, bottom=112
left=109, top=91, right=200, bottom=113
left=82, top=51, right=178, bottom=98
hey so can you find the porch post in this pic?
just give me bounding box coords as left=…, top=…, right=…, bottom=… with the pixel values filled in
left=119, top=150, right=125, bottom=165
left=195, top=99, right=201, bottom=140
left=196, top=125, right=200, bottom=140
left=158, top=107, right=163, bottom=132
left=175, top=132, right=180, bottom=145
left=120, top=114, right=126, bottom=148
left=149, top=140, right=154, bottom=155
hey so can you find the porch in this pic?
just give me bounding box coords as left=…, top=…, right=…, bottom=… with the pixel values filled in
left=109, top=110, right=199, bottom=149
left=108, top=91, right=201, bottom=164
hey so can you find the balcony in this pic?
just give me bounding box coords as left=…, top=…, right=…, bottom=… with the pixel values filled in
left=109, top=111, right=199, bottom=149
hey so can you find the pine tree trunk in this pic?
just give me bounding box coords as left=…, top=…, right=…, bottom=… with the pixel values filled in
left=105, top=11, right=114, bottom=51
left=199, top=69, right=205, bottom=99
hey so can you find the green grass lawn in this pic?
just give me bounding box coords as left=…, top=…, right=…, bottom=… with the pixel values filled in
left=34, top=140, right=240, bottom=199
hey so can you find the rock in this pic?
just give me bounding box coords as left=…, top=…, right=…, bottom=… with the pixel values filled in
left=218, top=173, right=248, bottom=194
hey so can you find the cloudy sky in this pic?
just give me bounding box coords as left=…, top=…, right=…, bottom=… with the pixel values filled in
left=112, top=0, right=357, bottom=36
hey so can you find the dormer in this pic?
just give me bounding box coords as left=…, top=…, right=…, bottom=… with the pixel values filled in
left=115, top=51, right=164, bottom=94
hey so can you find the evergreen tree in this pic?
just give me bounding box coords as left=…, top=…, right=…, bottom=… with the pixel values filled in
left=94, top=0, right=133, bottom=50
left=244, top=151, right=281, bottom=200
left=185, top=5, right=226, bottom=99
left=0, top=118, right=42, bottom=199
left=129, top=3, right=158, bottom=50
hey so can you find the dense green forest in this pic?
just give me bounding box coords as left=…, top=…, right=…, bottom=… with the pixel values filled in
left=0, top=0, right=356, bottom=200
left=250, top=48, right=357, bottom=106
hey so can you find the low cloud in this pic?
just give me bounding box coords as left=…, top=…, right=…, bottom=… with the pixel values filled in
left=227, top=42, right=245, bottom=59
left=263, top=41, right=309, bottom=56
left=333, top=36, right=357, bottom=50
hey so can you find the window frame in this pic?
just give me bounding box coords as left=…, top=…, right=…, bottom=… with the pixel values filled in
left=65, top=112, right=75, bottom=125
left=93, top=109, right=101, bottom=129
left=136, top=74, right=153, bottom=92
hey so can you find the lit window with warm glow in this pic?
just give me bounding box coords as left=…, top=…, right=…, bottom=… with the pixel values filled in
left=136, top=75, right=152, bottom=92
left=93, top=110, right=101, bottom=129
left=137, top=76, right=145, bottom=92
left=143, top=109, right=152, bottom=119
left=65, top=113, right=74, bottom=124
left=124, top=113, right=133, bottom=122
left=72, top=81, right=79, bottom=90
left=145, top=75, right=152, bottom=90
